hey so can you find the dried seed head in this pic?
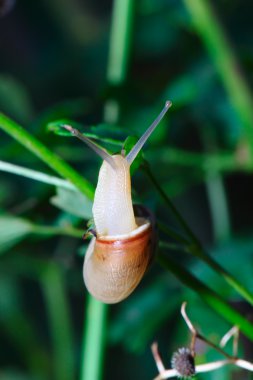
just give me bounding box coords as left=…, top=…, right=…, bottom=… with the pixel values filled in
left=171, top=347, right=195, bottom=378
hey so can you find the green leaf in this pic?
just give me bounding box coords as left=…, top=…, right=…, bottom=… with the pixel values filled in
left=0, top=113, right=95, bottom=200
left=50, top=187, right=93, bottom=219
left=48, top=119, right=124, bottom=148
left=47, top=119, right=82, bottom=135
left=90, top=123, right=128, bottom=141
left=0, top=215, right=33, bottom=254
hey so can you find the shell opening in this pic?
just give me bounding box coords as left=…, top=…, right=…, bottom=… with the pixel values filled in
left=99, top=217, right=150, bottom=240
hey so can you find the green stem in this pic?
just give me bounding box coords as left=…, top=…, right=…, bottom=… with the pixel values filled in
left=191, top=246, right=253, bottom=306
left=143, top=162, right=199, bottom=246
left=81, top=298, right=108, bottom=380
left=41, top=264, right=75, bottom=380
left=159, top=240, right=189, bottom=253
left=107, top=0, right=134, bottom=85
left=0, top=160, right=76, bottom=190
left=183, top=0, right=253, bottom=156
left=157, top=252, right=253, bottom=341
left=157, top=221, right=189, bottom=245
left=31, top=224, right=83, bottom=239
left=0, top=113, right=95, bottom=199
left=148, top=147, right=253, bottom=172
left=145, top=163, right=253, bottom=306
left=205, top=172, right=231, bottom=242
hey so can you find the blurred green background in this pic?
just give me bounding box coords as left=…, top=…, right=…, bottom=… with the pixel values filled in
left=1, top=0, right=253, bottom=379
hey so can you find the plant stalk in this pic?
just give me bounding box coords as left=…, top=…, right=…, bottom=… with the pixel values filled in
left=183, top=0, right=253, bottom=157
left=0, top=160, right=76, bottom=190
left=157, top=252, right=253, bottom=341
left=0, top=113, right=95, bottom=199
left=144, top=163, right=253, bottom=306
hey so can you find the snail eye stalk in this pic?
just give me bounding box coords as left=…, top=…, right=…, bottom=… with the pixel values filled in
left=126, top=100, right=172, bottom=165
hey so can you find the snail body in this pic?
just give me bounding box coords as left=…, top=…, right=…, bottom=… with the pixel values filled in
left=92, top=154, right=136, bottom=236
left=63, top=101, right=171, bottom=303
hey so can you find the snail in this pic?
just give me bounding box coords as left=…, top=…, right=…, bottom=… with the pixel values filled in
left=62, top=100, right=171, bottom=303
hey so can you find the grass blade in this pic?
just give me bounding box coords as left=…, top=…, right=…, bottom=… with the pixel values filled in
left=0, top=113, right=95, bottom=199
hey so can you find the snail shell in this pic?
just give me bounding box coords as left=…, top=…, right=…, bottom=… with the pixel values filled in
left=83, top=207, right=155, bottom=304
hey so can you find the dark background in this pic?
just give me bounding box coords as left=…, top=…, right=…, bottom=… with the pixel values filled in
left=1, top=1, right=253, bottom=379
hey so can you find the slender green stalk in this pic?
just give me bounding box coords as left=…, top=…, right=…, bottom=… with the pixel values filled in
left=148, top=147, right=253, bottom=172
left=157, top=252, right=253, bottom=341
left=0, top=113, right=95, bottom=199
left=157, top=221, right=189, bottom=245
left=107, top=0, right=135, bottom=85
left=183, top=0, right=253, bottom=156
left=31, top=224, right=83, bottom=238
left=41, top=264, right=75, bottom=380
left=159, top=240, right=189, bottom=253
left=81, top=298, right=108, bottom=380
left=195, top=127, right=243, bottom=297
left=0, top=160, right=76, bottom=190
left=144, top=164, right=253, bottom=306
left=191, top=247, right=253, bottom=306
left=143, top=162, right=200, bottom=246
left=205, top=172, right=231, bottom=242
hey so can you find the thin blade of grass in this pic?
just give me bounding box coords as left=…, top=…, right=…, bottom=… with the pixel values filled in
left=0, top=113, right=95, bottom=200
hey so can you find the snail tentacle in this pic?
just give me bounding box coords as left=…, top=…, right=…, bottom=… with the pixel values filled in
left=126, top=100, right=172, bottom=165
